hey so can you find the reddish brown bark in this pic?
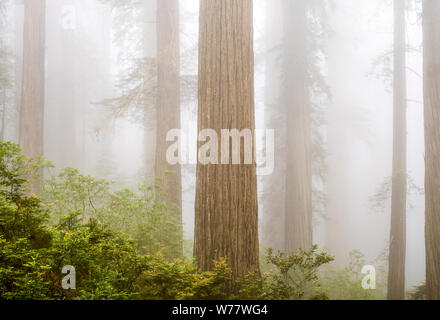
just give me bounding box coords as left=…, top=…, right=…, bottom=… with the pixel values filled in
left=423, top=0, right=440, bottom=300
left=194, top=0, right=260, bottom=283
left=19, top=0, right=46, bottom=162
left=387, top=0, right=407, bottom=301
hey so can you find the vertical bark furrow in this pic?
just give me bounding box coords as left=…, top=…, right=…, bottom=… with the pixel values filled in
left=423, top=0, right=440, bottom=300
left=195, top=0, right=259, bottom=283
left=20, top=0, right=46, bottom=162
left=284, top=0, right=313, bottom=253
left=155, top=0, right=182, bottom=256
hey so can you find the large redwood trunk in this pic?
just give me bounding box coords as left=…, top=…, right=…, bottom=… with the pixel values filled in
left=19, top=0, right=46, bottom=163
left=194, top=0, right=260, bottom=284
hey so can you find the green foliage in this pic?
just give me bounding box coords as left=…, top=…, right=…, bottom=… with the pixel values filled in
left=0, top=142, right=54, bottom=299
left=0, top=142, right=335, bottom=300
left=0, top=142, right=226, bottom=300
left=406, top=283, right=425, bottom=300
left=237, top=246, right=334, bottom=300
left=0, top=141, right=52, bottom=200
left=1, top=215, right=230, bottom=300
left=0, top=194, right=52, bottom=249
left=0, top=237, right=53, bottom=300
left=320, top=250, right=387, bottom=300
left=0, top=142, right=52, bottom=248
left=136, top=258, right=231, bottom=300
left=43, top=167, right=182, bottom=259
left=46, top=221, right=147, bottom=300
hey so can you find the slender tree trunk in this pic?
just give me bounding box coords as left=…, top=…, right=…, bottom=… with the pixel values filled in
left=284, top=0, right=313, bottom=253
left=45, top=0, right=77, bottom=169
left=19, top=0, right=45, bottom=160
left=194, top=0, right=260, bottom=284
left=141, top=0, right=156, bottom=182
left=423, top=0, right=440, bottom=300
left=262, top=0, right=286, bottom=252
left=387, top=0, right=407, bottom=301
left=155, top=0, right=182, bottom=255
left=325, top=4, right=351, bottom=267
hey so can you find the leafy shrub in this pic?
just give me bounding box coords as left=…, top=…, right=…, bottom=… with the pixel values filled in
left=320, top=250, right=387, bottom=300
left=237, top=245, right=334, bottom=300
left=136, top=258, right=231, bottom=300
left=0, top=237, right=53, bottom=299
left=407, top=283, right=426, bottom=300
left=0, top=142, right=229, bottom=300
left=43, top=167, right=182, bottom=259
left=0, top=142, right=334, bottom=300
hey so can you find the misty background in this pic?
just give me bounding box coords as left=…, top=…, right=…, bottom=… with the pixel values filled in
left=0, top=0, right=425, bottom=289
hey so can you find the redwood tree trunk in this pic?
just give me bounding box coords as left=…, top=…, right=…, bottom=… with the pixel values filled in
left=20, top=0, right=46, bottom=162
left=155, top=0, right=182, bottom=255
left=194, top=0, right=260, bottom=283
left=387, top=0, right=407, bottom=301
left=284, top=0, right=313, bottom=253
left=423, top=0, right=440, bottom=300
left=45, top=0, right=77, bottom=170
left=262, top=0, right=286, bottom=252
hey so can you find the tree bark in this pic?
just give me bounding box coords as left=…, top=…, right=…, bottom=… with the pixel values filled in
left=262, top=0, right=286, bottom=252
left=283, top=0, right=313, bottom=253
left=45, top=0, right=77, bottom=170
left=387, top=0, right=407, bottom=301
left=155, top=0, right=182, bottom=256
left=194, top=0, right=260, bottom=283
left=19, top=0, right=46, bottom=163
left=423, top=0, right=440, bottom=300
left=262, top=0, right=312, bottom=255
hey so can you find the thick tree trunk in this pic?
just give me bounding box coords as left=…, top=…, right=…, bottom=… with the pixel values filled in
left=283, top=0, right=313, bottom=253
left=423, top=0, right=440, bottom=300
left=19, top=0, right=45, bottom=162
left=387, top=0, right=407, bottom=301
left=155, top=0, right=182, bottom=255
left=194, top=0, right=260, bottom=283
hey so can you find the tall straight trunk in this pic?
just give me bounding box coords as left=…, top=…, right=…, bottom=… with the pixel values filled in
left=284, top=0, right=312, bottom=253
left=155, top=0, right=182, bottom=255
left=194, top=0, right=260, bottom=283
left=387, top=0, right=407, bottom=301
left=325, top=2, right=351, bottom=267
left=45, top=0, right=77, bottom=169
left=19, top=0, right=45, bottom=163
left=262, top=0, right=286, bottom=252
left=423, top=0, right=440, bottom=300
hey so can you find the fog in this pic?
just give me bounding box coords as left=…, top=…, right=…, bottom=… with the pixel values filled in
left=0, top=0, right=426, bottom=294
